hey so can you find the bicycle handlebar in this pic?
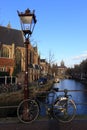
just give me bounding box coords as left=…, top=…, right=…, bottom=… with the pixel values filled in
left=52, top=88, right=69, bottom=93
left=52, top=88, right=72, bottom=97
left=52, top=88, right=59, bottom=92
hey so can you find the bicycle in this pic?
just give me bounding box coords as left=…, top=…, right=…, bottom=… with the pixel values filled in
left=17, top=88, right=76, bottom=124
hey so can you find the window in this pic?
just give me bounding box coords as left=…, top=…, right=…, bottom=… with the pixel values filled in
left=15, top=48, right=21, bottom=73
left=1, top=47, right=9, bottom=58
left=15, top=49, right=21, bottom=64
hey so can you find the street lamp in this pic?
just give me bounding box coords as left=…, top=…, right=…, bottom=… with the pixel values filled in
left=17, top=9, right=37, bottom=99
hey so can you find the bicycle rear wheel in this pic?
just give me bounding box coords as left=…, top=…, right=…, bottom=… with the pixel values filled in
left=17, top=99, right=39, bottom=123
left=53, top=98, right=76, bottom=123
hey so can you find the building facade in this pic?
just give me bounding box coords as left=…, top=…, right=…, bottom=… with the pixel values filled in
left=0, top=26, right=40, bottom=83
left=57, top=60, right=67, bottom=78
left=40, top=59, right=48, bottom=76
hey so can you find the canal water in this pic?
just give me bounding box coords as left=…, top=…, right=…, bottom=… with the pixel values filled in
left=53, top=79, right=87, bottom=115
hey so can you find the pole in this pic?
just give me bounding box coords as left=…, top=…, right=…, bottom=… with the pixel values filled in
left=5, top=76, right=7, bottom=85
left=24, top=38, right=29, bottom=99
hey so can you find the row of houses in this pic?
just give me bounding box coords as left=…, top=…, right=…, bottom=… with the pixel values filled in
left=0, top=25, right=67, bottom=84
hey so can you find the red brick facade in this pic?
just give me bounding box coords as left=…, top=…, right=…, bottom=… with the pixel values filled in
left=0, top=58, right=14, bottom=76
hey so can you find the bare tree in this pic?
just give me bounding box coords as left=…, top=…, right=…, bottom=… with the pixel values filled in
left=47, top=50, right=56, bottom=76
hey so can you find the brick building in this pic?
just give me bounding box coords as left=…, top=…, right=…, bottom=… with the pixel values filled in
left=0, top=25, right=40, bottom=83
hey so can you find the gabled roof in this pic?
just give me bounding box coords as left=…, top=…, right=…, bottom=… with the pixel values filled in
left=0, top=58, right=14, bottom=66
left=0, top=26, right=24, bottom=47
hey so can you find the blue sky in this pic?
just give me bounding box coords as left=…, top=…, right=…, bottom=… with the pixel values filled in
left=0, top=0, right=87, bottom=67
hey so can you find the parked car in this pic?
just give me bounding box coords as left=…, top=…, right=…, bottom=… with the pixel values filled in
left=38, top=77, right=47, bottom=85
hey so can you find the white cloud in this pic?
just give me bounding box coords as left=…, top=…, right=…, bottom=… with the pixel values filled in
left=63, top=51, right=87, bottom=67
left=83, top=50, right=87, bottom=53
left=56, top=51, right=87, bottom=68
left=72, top=52, right=87, bottom=60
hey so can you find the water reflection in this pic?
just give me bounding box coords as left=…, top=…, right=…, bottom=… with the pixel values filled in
left=53, top=79, right=87, bottom=115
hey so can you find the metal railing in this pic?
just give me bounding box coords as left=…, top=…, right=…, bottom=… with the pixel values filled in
left=58, top=89, right=87, bottom=105
left=0, top=89, right=87, bottom=113
left=35, top=89, right=87, bottom=108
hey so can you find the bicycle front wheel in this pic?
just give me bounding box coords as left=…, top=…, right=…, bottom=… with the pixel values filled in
left=17, top=99, right=39, bottom=124
left=53, top=98, right=76, bottom=123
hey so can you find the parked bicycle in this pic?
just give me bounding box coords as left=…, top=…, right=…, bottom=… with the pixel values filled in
left=17, top=88, right=76, bottom=124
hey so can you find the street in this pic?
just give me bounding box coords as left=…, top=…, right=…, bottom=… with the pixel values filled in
left=0, top=118, right=87, bottom=130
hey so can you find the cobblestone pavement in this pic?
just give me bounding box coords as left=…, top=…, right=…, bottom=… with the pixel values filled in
left=0, top=118, right=87, bottom=130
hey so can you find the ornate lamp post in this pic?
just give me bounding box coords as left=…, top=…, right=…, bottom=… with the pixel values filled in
left=17, top=9, right=37, bottom=99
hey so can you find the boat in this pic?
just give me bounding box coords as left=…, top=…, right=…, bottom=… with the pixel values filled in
left=54, top=77, right=60, bottom=83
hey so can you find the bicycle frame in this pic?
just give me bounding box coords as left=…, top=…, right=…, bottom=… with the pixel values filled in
left=35, top=90, right=58, bottom=117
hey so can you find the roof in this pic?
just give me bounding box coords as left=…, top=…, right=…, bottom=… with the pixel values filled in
left=0, top=26, right=24, bottom=47
left=40, top=59, right=46, bottom=62
left=0, top=58, right=14, bottom=66
left=58, top=66, right=67, bottom=69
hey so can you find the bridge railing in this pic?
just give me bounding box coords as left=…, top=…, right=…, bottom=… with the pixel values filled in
left=0, top=89, right=87, bottom=116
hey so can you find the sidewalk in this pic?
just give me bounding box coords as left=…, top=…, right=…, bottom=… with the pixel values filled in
left=0, top=117, right=87, bottom=130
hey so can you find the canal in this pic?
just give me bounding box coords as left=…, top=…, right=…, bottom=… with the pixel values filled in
left=53, top=79, right=87, bottom=115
